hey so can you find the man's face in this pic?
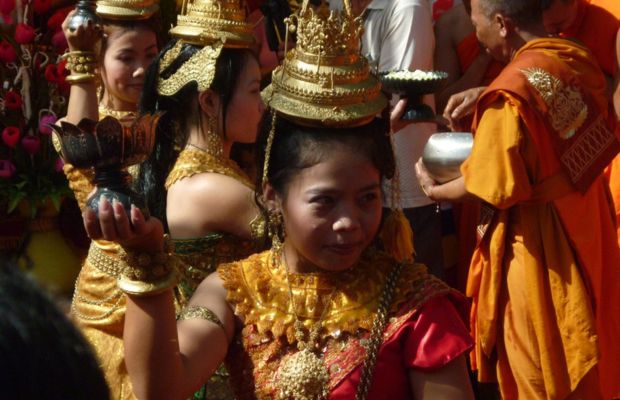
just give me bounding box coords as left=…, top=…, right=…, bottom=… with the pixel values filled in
left=470, top=0, right=509, bottom=62
left=543, top=0, right=580, bottom=34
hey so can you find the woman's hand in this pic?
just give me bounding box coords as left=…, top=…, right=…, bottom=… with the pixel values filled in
left=62, top=10, right=102, bottom=52
left=442, top=86, right=486, bottom=131
left=83, top=197, right=165, bottom=253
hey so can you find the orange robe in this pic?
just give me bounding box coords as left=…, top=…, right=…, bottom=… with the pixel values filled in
left=562, top=0, right=620, bottom=239
left=463, top=38, right=620, bottom=399
left=451, top=33, right=503, bottom=292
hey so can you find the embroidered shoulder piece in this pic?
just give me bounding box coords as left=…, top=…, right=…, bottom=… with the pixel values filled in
left=521, top=67, right=587, bottom=139
left=218, top=251, right=440, bottom=344
left=165, top=146, right=253, bottom=190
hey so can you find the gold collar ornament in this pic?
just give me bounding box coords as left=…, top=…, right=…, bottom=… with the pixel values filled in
left=96, top=0, right=160, bottom=20
left=276, top=253, right=335, bottom=400
left=262, top=0, right=387, bottom=127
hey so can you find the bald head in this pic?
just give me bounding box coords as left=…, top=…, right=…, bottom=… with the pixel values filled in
left=478, top=0, right=551, bottom=27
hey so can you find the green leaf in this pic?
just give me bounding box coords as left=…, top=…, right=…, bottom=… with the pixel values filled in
left=49, top=193, right=62, bottom=211
left=7, top=192, right=26, bottom=213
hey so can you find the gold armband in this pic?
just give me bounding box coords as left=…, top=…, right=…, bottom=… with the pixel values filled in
left=117, top=236, right=178, bottom=296
left=177, top=306, right=224, bottom=330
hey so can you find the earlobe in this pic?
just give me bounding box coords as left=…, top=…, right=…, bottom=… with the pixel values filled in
left=262, top=183, right=281, bottom=212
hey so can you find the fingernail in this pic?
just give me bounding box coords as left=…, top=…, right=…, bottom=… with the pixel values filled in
left=99, top=197, right=110, bottom=211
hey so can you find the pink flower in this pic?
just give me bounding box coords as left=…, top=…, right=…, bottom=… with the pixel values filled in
left=32, top=0, right=50, bottom=14
left=0, top=159, right=16, bottom=179
left=2, top=126, right=20, bottom=148
left=38, top=114, right=57, bottom=135
left=51, top=29, right=67, bottom=52
left=0, top=40, right=17, bottom=63
left=21, top=135, right=41, bottom=154
left=55, top=157, right=64, bottom=172
left=4, top=90, right=22, bottom=111
left=14, top=23, right=35, bottom=44
left=0, top=0, right=15, bottom=15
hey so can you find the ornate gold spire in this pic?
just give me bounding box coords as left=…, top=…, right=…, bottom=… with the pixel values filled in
left=170, top=0, right=255, bottom=48
left=96, top=0, right=160, bottom=20
left=262, top=0, right=387, bottom=127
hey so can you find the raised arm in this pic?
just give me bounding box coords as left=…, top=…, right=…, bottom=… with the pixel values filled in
left=61, top=11, right=101, bottom=124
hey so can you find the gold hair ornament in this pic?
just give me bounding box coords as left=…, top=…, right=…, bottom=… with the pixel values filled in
left=157, top=39, right=224, bottom=96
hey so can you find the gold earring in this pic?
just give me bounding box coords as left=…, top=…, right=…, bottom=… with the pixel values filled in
left=268, top=210, right=284, bottom=268
left=206, top=116, right=224, bottom=158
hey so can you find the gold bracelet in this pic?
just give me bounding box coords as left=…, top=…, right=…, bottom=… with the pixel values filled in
left=177, top=306, right=224, bottom=330
left=65, top=73, right=98, bottom=84
left=117, top=237, right=178, bottom=296
left=62, top=50, right=98, bottom=74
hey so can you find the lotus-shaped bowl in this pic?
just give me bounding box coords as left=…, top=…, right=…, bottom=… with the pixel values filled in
left=380, top=70, right=449, bottom=96
left=422, top=132, right=473, bottom=183
left=52, top=114, right=160, bottom=170
left=380, top=70, right=448, bottom=121
left=51, top=113, right=162, bottom=217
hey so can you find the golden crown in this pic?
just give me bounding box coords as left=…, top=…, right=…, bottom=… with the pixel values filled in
left=263, top=0, right=387, bottom=127
left=96, top=0, right=160, bottom=20
left=170, top=0, right=255, bottom=48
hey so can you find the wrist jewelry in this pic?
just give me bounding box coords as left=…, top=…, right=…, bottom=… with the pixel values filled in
left=117, top=236, right=178, bottom=296
left=62, top=50, right=99, bottom=84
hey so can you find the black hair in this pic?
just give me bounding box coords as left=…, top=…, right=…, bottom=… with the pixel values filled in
left=254, top=108, right=395, bottom=217
left=0, top=260, right=110, bottom=400
left=479, top=0, right=549, bottom=26
left=136, top=39, right=256, bottom=228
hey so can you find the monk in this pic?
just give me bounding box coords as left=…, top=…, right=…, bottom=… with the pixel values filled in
left=416, top=0, right=620, bottom=398
left=434, top=0, right=503, bottom=115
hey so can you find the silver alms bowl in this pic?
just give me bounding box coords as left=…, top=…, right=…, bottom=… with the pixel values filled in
left=422, top=132, right=473, bottom=183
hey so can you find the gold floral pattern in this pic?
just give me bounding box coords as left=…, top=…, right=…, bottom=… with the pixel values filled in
left=521, top=67, right=588, bottom=139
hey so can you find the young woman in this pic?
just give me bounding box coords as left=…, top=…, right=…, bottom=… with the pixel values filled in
left=60, top=0, right=264, bottom=398
left=56, top=3, right=161, bottom=399
left=137, top=38, right=264, bottom=304
left=82, top=4, right=475, bottom=398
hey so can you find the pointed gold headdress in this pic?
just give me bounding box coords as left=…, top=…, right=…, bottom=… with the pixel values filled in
left=170, top=0, right=255, bottom=48
left=156, top=0, right=255, bottom=96
left=96, top=0, right=160, bottom=20
left=262, top=0, right=387, bottom=127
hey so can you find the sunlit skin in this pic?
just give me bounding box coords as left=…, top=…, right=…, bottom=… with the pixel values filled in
left=470, top=0, right=512, bottom=63
left=543, top=0, right=580, bottom=35
left=219, top=56, right=264, bottom=149
left=265, top=144, right=383, bottom=274
left=100, top=27, right=158, bottom=111
left=166, top=55, right=264, bottom=240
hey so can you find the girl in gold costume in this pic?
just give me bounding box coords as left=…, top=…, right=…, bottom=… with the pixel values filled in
left=57, top=2, right=161, bottom=399
left=134, top=1, right=265, bottom=397
left=60, top=0, right=263, bottom=398
left=82, top=2, right=476, bottom=399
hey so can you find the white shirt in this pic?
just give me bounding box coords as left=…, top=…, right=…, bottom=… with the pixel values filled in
left=333, top=0, right=437, bottom=208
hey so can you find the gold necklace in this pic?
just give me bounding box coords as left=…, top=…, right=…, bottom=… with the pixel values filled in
left=98, top=103, right=135, bottom=120
left=276, top=252, right=336, bottom=400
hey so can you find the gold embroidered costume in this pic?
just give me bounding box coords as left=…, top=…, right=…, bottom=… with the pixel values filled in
left=218, top=251, right=458, bottom=399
